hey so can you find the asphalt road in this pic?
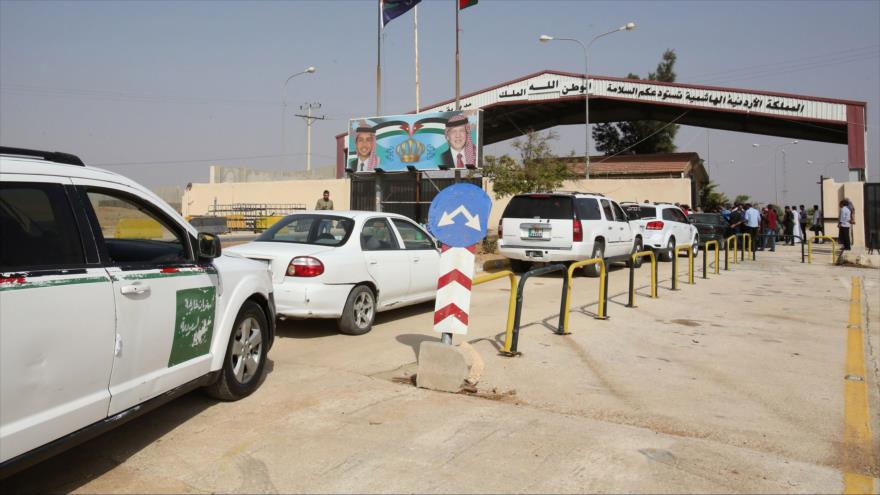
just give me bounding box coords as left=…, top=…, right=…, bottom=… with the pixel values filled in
left=2, top=245, right=877, bottom=493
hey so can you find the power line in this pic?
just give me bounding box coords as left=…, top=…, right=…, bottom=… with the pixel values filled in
left=699, top=51, right=879, bottom=85
left=93, top=151, right=338, bottom=167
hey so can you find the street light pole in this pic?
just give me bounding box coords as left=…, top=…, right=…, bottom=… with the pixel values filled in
left=281, top=66, right=316, bottom=168
left=753, top=140, right=797, bottom=206
left=539, top=22, right=635, bottom=180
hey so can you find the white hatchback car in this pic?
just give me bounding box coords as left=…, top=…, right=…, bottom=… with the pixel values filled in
left=226, top=211, right=440, bottom=335
left=0, top=148, right=276, bottom=477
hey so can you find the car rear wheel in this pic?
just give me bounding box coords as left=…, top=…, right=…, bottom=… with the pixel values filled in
left=205, top=301, right=268, bottom=401
left=691, top=235, right=700, bottom=258
left=338, top=285, right=376, bottom=335
left=583, top=241, right=604, bottom=277
left=659, top=237, right=675, bottom=262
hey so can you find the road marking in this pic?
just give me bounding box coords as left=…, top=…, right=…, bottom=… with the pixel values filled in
left=843, top=276, right=875, bottom=495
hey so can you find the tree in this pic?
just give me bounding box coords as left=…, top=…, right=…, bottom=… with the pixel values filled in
left=481, top=130, right=574, bottom=199
left=592, top=49, right=680, bottom=155
left=733, top=194, right=751, bottom=205
left=699, top=181, right=729, bottom=211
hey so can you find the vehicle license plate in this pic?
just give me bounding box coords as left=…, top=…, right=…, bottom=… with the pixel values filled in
left=528, top=228, right=543, bottom=238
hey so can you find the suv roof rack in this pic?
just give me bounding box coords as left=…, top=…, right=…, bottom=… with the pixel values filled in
left=553, top=191, right=605, bottom=197
left=0, top=147, right=85, bottom=167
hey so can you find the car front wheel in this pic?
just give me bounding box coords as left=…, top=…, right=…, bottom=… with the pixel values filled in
left=338, top=285, right=376, bottom=335
left=659, top=237, right=675, bottom=262
left=205, top=300, right=268, bottom=401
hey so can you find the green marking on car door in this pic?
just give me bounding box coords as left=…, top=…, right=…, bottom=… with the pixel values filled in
left=0, top=276, right=109, bottom=292
left=168, top=286, right=216, bottom=367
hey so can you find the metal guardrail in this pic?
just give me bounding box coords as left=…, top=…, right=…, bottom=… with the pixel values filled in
left=473, top=270, right=519, bottom=356
left=506, top=264, right=569, bottom=356
left=559, top=258, right=607, bottom=336
left=627, top=251, right=657, bottom=308
left=725, top=235, right=738, bottom=270
left=808, top=235, right=838, bottom=264
left=741, top=233, right=754, bottom=261
left=703, top=240, right=720, bottom=278
left=672, top=244, right=694, bottom=290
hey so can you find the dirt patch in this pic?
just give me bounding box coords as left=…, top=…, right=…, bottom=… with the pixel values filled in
left=671, top=319, right=701, bottom=327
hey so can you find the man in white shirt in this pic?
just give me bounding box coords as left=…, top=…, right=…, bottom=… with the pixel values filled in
left=743, top=203, right=761, bottom=252
left=839, top=200, right=852, bottom=251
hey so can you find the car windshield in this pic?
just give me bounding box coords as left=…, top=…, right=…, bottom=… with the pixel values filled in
left=691, top=214, right=723, bottom=225
left=257, top=215, right=354, bottom=246
left=502, top=195, right=573, bottom=219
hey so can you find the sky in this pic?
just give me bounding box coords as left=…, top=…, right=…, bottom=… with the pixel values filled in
left=1, top=0, right=878, bottom=207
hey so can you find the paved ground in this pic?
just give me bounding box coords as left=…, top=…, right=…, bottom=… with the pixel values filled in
left=2, top=244, right=878, bottom=494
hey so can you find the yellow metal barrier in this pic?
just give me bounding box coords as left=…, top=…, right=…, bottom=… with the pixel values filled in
left=255, top=215, right=285, bottom=231
left=741, top=233, right=752, bottom=259
left=703, top=240, right=720, bottom=276
left=808, top=235, right=838, bottom=264
left=561, top=258, right=606, bottom=334
left=673, top=244, right=694, bottom=288
left=473, top=270, right=519, bottom=353
left=627, top=250, right=657, bottom=308
left=725, top=235, right=738, bottom=267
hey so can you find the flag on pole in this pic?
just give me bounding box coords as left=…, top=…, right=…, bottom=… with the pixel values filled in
left=459, top=0, right=478, bottom=9
left=382, top=0, right=421, bottom=26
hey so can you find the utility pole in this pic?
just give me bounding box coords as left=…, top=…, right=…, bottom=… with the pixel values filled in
left=295, top=102, right=325, bottom=172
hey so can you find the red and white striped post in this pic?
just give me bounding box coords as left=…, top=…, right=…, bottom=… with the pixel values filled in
left=433, top=244, right=477, bottom=341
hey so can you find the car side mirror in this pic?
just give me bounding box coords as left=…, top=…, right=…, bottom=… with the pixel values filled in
left=197, top=232, right=222, bottom=259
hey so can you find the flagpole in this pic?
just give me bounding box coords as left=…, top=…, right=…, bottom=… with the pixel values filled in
left=414, top=5, right=420, bottom=113
left=377, top=0, right=382, bottom=115
left=455, top=0, right=461, bottom=111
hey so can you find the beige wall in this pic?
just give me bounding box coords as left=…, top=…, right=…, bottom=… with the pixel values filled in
left=183, top=179, right=350, bottom=217
left=485, top=177, right=693, bottom=231
left=821, top=178, right=866, bottom=247
left=183, top=176, right=692, bottom=232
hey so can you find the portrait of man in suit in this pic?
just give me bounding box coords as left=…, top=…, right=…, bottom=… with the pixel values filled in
left=439, top=114, right=476, bottom=169
left=348, top=121, right=378, bottom=172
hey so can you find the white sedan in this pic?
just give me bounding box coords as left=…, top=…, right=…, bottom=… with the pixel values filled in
left=225, top=211, right=440, bottom=335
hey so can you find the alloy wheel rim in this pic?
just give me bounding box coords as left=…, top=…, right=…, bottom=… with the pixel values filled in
left=353, top=291, right=374, bottom=329
left=231, top=316, right=262, bottom=384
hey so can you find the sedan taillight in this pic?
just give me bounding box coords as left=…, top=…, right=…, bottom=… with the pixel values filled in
left=646, top=220, right=665, bottom=230
left=287, top=256, right=324, bottom=277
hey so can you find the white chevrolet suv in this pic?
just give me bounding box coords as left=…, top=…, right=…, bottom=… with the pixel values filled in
left=622, top=202, right=699, bottom=261
left=0, top=148, right=276, bottom=477
left=497, top=192, right=642, bottom=276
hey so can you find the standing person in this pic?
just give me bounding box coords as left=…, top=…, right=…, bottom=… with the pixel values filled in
left=782, top=206, right=794, bottom=245
left=743, top=203, right=760, bottom=252
left=763, top=204, right=777, bottom=251
left=727, top=204, right=743, bottom=238
left=315, top=190, right=334, bottom=210
left=811, top=204, right=824, bottom=243
left=791, top=205, right=802, bottom=244
left=844, top=198, right=856, bottom=247
left=439, top=115, right=476, bottom=169
left=798, top=205, right=808, bottom=242
left=839, top=199, right=852, bottom=251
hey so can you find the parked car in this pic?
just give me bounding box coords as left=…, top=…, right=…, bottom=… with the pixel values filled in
left=689, top=212, right=727, bottom=247
left=0, top=147, right=276, bottom=477
left=497, top=192, right=643, bottom=277
left=622, top=202, right=699, bottom=261
left=225, top=211, right=439, bottom=335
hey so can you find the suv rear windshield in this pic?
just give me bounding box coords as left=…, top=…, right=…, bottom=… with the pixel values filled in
left=257, top=215, right=354, bottom=246
left=635, top=206, right=657, bottom=219
left=503, top=195, right=572, bottom=220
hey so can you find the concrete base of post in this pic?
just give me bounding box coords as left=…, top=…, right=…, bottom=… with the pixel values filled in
left=416, top=341, right=471, bottom=393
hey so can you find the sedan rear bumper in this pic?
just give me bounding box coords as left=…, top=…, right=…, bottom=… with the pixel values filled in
left=274, top=281, right=354, bottom=319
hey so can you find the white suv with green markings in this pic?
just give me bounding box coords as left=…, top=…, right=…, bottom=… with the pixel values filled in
left=0, top=148, right=276, bottom=477
left=497, top=192, right=643, bottom=276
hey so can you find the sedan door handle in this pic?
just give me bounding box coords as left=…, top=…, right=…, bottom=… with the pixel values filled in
left=120, top=284, right=150, bottom=295
left=369, top=260, right=378, bottom=265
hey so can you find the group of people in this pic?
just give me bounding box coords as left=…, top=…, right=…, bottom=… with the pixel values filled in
left=718, top=199, right=854, bottom=252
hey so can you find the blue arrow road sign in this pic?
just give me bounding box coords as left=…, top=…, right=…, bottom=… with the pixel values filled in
left=428, top=183, right=492, bottom=247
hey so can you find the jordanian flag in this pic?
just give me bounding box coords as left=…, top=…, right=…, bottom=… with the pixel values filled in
left=382, top=0, right=421, bottom=26
left=459, top=0, right=478, bottom=9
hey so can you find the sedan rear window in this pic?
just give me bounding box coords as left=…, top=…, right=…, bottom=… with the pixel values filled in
left=502, top=195, right=573, bottom=220
left=258, top=215, right=354, bottom=246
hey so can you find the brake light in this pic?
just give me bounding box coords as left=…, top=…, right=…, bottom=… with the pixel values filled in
left=573, top=219, right=583, bottom=242
left=287, top=256, right=324, bottom=277
left=498, top=221, right=503, bottom=237
left=646, top=220, right=664, bottom=230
